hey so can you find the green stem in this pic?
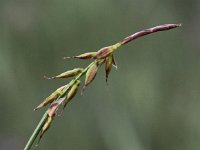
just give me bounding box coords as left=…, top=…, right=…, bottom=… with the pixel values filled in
left=24, top=111, right=48, bottom=150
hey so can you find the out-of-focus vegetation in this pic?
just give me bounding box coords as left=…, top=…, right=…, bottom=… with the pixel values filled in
left=0, top=0, right=199, bottom=150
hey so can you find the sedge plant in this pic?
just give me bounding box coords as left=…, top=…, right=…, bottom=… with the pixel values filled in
left=24, top=23, right=181, bottom=150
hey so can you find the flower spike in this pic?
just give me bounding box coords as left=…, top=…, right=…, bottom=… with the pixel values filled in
left=25, top=23, right=181, bottom=150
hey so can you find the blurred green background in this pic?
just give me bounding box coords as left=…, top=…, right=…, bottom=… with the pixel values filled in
left=0, top=0, right=200, bottom=150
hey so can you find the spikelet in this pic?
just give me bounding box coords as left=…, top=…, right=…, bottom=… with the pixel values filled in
left=93, top=43, right=121, bottom=59
left=82, top=62, right=98, bottom=92
left=38, top=116, right=53, bottom=144
left=105, top=55, right=113, bottom=84
left=93, top=46, right=113, bottom=59
left=44, top=68, right=83, bottom=80
left=34, top=86, right=65, bottom=110
left=64, top=52, right=97, bottom=59
left=63, top=80, right=81, bottom=108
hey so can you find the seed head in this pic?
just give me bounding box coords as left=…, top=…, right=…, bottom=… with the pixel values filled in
left=29, top=23, right=181, bottom=149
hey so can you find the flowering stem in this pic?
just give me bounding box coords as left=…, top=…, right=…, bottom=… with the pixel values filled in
left=24, top=23, right=181, bottom=150
left=24, top=111, right=48, bottom=150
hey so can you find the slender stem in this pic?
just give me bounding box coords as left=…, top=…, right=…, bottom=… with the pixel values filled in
left=24, top=111, right=48, bottom=150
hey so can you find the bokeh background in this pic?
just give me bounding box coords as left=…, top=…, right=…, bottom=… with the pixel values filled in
left=0, top=0, right=200, bottom=150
